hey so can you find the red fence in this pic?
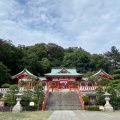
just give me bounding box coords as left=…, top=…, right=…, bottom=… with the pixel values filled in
left=77, top=86, right=85, bottom=110
left=42, top=87, right=50, bottom=111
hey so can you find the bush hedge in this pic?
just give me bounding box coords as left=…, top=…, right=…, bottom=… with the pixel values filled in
left=83, top=96, right=89, bottom=105
left=86, top=106, right=100, bottom=111
left=1, top=83, right=10, bottom=88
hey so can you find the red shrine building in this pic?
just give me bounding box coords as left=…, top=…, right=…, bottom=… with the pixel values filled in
left=12, top=67, right=113, bottom=89
left=12, top=67, right=113, bottom=106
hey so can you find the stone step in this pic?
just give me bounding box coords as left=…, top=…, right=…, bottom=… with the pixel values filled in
left=45, top=91, right=82, bottom=110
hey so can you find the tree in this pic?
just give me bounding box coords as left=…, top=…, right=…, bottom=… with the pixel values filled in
left=34, top=84, right=44, bottom=110
left=105, top=86, right=118, bottom=108
left=112, top=66, right=120, bottom=79
left=95, top=86, right=105, bottom=105
left=63, top=49, right=91, bottom=73
left=90, top=54, right=111, bottom=73
left=21, top=88, right=34, bottom=111
left=46, top=43, right=65, bottom=66
left=5, top=85, right=18, bottom=111
left=0, top=62, right=11, bottom=87
left=0, top=39, right=24, bottom=75
left=104, top=46, right=120, bottom=67
left=20, top=43, right=49, bottom=76
left=99, top=78, right=110, bottom=86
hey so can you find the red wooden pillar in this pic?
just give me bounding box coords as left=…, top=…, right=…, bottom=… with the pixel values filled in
left=68, top=77, right=70, bottom=90
left=58, top=77, right=60, bottom=89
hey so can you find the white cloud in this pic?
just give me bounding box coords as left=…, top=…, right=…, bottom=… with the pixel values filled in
left=0, top=0, right=120, bottom=54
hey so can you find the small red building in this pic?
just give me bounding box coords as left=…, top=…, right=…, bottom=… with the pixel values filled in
left=12, top=68, right=38, bottom=87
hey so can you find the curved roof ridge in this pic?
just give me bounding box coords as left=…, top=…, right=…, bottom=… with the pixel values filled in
left=12, top=68, right=37, bottom=79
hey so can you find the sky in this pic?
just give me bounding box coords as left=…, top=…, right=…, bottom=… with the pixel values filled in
left=0, top=0, right=120, bottom=54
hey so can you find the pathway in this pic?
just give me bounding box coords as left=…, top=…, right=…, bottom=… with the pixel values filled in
left=48, top=111, right=79, bottom=120
left=48, top=110, right=120, bottom=120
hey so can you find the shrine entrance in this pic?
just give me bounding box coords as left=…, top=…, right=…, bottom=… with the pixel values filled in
left=45, top=67, right=83, bottom=90
left=60, top=81, right=67, bottom=89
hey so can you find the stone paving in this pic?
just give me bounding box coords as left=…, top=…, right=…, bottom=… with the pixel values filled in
left=48, top=111, right=79, bottom=120
left=74, top=110, right=120, bottom=120
left=48, top=110, right=120, bottom=120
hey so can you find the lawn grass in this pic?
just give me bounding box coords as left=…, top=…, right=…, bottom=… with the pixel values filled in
left=0, top=111, right=53, bottom=120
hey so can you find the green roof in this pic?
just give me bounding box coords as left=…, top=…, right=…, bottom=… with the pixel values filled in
left=91, top=68, right=113, bottom=79
left=45, top=67, right=82, bottom=76
left=39, top=77, right=47, bottom=81
left=12, top=68, right=37, bottom=79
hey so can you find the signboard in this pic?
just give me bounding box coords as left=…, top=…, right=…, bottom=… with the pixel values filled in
left=0, top=99, right=4, bottom=112
left=0, top=101, right=4, bottom=107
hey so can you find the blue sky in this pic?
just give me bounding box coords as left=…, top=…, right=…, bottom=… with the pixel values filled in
left=0, top=0, right=120, bottom=54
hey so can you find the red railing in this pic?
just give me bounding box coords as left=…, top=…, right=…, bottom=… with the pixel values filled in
left=77, top=86, right=85, bottom=110
left=42, top=87, right=50, bottom=111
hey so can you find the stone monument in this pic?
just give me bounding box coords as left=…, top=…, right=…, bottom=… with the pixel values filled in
left=103, top=92, right=113, bottom=112
left=12, top=93, right=23, bottom=112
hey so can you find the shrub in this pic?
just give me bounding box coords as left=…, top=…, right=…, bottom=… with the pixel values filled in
left=28, top=103, right=37, bottom=111
left=1, top=83, right=10, bottom=88
left=83, top=96, right=89, bottom=105
left=0, top=92, right=3, bottom=98
left=71, top=81, right=78, bottom=86
left=86, top=106, right=100, bottom=111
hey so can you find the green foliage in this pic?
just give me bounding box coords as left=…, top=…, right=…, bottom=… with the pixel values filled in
left=99, top=78, right=111, bottom=86
left=105, top=86, right=118, bottom=108
left=1, top=83, right=11, bottom=88
left=19, top=81, right=28, bottom=87
left=104, top=46, right=120, bottom=67
left=0, top=92, right=3, bottom=98
left=28, top=103, right=37, bottom=111
left=108, top=80, right=120, bottom=88
left=63, top=49, right=91, bottom=73
left=90, top=54, right=111, bottom=72
left=95, top=87, right=105, bottom=105
left=112, top=74, right=120, bottom=79
left=83, top=96, right=89, bottom=105
left=86, top=106, right=100, bottom=111
left=116, top=83, right=120, bottom=91
left=0, top=39, right=24, bottom=75
left=34, top=84, right=44, bottom=110
left=0, top=62, right=11, bottom=87
left=111, top=66, right=120, bottom=79
left=71, top=81, right=78, bottom=86
left=5, top=85, right=18, bottom=111
left=21, top=88, right=33, bottom=111
left=47, top=43, right=65, bottom=66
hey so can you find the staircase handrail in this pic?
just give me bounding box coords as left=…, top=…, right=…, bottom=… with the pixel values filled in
left=77, top=86, right=85, bottom=110
left=42, top=87, right=50, bottom=111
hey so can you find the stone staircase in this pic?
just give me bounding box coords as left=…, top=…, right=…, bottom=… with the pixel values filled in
left=45, top=89, right=82, bottom=110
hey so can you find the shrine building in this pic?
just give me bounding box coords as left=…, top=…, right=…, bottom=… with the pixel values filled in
left=12, top=67, right=113, bottom=106
left=12, top=67, right=113, bottom=89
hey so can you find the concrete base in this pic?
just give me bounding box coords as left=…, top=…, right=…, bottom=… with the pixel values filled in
left=104, top=105, right=113, bottom=112
left=12, top=104, right=23, bottom=112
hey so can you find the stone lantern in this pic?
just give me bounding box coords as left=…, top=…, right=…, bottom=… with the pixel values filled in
left=103, top=92, right=113, bottom=111
left=12, top=93, right=23, bottom=112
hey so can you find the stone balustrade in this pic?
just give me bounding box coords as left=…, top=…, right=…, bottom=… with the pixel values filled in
left=0, top=88, right=9, bottom=93
left=80, top=86, right=97, bottom=91
left=0, top=86, right=102, bottom=94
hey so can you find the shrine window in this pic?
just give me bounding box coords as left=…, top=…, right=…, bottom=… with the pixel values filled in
left=42, top=83, right=46, bottom=86
left=81, top=83, right=85, bottom=86
left=88, top=83, right=92, bottom=86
